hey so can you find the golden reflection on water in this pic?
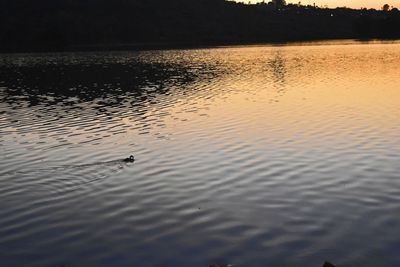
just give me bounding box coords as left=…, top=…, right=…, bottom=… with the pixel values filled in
left=161, top=42, right=400, bottom=147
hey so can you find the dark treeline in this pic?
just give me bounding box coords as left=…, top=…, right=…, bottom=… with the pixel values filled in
left=0, top=0, right=399, bottom=52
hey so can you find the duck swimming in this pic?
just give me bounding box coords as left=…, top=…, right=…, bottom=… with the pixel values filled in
left=123, top=155, right=135, bottom=163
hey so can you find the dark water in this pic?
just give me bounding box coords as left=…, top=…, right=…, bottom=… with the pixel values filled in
left=1, top=40, right=400, bottom=267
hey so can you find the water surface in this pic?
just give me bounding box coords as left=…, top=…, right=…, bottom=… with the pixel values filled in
left=1, top=40, right=400, bottom=267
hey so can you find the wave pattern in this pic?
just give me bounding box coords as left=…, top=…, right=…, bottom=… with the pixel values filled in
left=1, top=41, right=400, bottom=267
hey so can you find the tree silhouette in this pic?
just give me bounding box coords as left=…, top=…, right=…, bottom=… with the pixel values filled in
left=0, top=0, right=399, bottom=52
left=272, top=0, right=287, bottom=8
left=382, top=4, right=390, bottom=11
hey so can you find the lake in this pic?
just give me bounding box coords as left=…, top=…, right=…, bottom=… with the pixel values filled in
left=1, top=40, right=400, bottom=267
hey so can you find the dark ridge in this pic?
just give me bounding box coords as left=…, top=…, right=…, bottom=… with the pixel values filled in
left=0, top=0, right=399, bottom=53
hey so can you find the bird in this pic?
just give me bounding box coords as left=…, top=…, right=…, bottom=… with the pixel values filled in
left=123, top=155, right=135, bottom=162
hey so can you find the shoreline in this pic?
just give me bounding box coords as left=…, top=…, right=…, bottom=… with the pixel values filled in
left=1, top=37, right=399, bottom=54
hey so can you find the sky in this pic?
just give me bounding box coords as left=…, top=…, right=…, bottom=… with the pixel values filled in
left=243, top=0, right=399, bottom=9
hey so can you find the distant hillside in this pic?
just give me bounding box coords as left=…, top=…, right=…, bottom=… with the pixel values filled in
left=0, top=0, right=399, bottom=52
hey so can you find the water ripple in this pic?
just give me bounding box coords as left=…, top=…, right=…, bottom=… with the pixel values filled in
left=1, top=41, right=400, bottom=267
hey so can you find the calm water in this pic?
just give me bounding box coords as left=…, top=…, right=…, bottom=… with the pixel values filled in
left=1, top=41, right=400, bottom=267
